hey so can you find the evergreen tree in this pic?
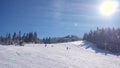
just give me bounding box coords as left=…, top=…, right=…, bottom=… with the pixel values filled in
left=34, top=32, right=38, bottom=43
left=18, top=31, right=21, bottom=40
left=12, top=32, right=17, bottom=41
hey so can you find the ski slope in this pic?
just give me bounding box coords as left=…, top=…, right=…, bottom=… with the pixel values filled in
left=0, top=41, right=120, bottom=68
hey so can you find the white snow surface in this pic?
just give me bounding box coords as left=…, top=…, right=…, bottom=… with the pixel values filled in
left=0, top=41, right=120, bottom=68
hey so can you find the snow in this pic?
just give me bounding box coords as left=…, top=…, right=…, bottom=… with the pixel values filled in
left=0, top=41, right=120, bottom=68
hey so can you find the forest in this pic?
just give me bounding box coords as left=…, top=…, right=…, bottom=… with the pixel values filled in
left=1, top=27, right=120, bottom=52
left=0, top=31, right=81, bottom=45
left=83, top=27, right=120, bottom=52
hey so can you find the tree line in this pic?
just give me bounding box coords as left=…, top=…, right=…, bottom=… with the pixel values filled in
left=0, top=31, right=39, bottom=45
left=42, top=35, right=81, bottom=44
left=83, top=27, right=120, bottom=52
left=0, top=32, right=81, bottom=45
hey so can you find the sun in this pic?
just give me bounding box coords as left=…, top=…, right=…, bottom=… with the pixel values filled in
left=100, top=1, right=118, bottom=16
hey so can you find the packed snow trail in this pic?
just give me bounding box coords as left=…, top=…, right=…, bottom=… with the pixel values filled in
left=0, top=41, right=120, bottom=68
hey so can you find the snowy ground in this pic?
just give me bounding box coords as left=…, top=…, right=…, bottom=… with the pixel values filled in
left=0, top=41, right=120, bottom=68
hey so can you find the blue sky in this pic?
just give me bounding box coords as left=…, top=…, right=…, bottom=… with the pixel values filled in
left=0, top=0, right=120, bottom=38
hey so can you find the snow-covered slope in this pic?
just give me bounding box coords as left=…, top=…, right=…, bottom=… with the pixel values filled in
left=0, top=41, right=120, bottom=68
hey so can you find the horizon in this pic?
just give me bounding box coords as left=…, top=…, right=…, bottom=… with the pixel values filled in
left=0, top=0, right=120, bottom=38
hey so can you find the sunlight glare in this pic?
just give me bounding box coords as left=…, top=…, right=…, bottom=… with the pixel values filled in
left=100, top=0, right=118, bottom=16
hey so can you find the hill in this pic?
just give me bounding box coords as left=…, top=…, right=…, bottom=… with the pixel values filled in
left=0, top=41, right=120, bottom=68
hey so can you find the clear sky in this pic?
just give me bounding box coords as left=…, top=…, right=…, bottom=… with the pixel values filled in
left=0, top=0, right=120, bottom=38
